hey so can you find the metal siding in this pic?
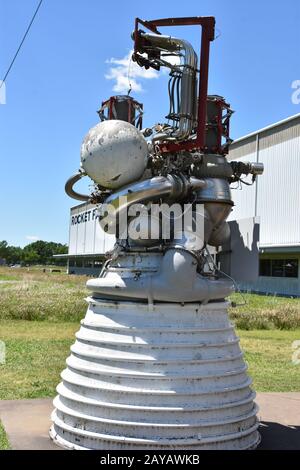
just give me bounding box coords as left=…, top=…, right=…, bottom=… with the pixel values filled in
left=76, top=204, right=88, bottom=255
left=258, top=117, right=300, bottom=150
left=84, top=208, right=95, bottom=254
left=257, top=135, right=300, bottom=246
left=228, top=118, right=300, bottom=295
left=69, top=206, right=79, bottom=255
left=104, top=232, right=116, bottom=252
left=69, top=203, right=115, bottom=256
left=228, top=137, right=256, bottom=161
left=228, top=153, right=257, bottom=222
left=240, top=275, right=300, bottom=297
left=229, top=119, right=300, bottom=248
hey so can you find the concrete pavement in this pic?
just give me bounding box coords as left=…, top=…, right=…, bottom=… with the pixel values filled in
left=0, top=393, right=299, bottom=450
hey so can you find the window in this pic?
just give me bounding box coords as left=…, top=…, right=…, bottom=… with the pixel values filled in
left=85, top=259, right=94, bottom=268
left=259, top=259, right=271, bottom=276
left=284, top=259, right=298, bottom=278
left=259, top=258, right=298, bottom=278
left=271, top=259, right=284, bottom=277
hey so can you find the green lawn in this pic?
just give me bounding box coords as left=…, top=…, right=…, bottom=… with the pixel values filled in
left=0, top=266, right=87, bottom=322
left=1, top=266, right=300, bottom=450
left=1, top=266, right=300, bottom=328
left=0, top=421, right=10, bottom=450
left=0, top=321, right=300, bottom=400
left=229, top=292, right=300, bottom=330
left=0, top=321, right=77, bottom=400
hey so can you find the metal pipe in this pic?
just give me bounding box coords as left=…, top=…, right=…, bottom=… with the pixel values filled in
left=98, top=175, right=207, bottom=231
left=65, top=171, right=90, bottom=202
left=140, top=32, right=198, bottom=141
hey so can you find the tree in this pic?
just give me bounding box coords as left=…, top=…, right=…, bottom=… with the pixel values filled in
left=21, top=249, right=40, bottom=265
left=0, top=239, right=68, bottom=266
left=6, top=246, right=22, bottom=265
left=0, top=241, right=8, bottom=260
left=0, top=241, right=22, bottom=265
left=22, top=240, right=68, bottom=265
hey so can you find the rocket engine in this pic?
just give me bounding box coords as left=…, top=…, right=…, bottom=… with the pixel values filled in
left=50, top=16, right=263, bottom=450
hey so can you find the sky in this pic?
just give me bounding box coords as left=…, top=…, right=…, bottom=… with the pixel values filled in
left=0, top=0, right=300, bottom=247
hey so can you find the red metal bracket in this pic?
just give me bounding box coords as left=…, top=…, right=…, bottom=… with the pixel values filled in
left=133, top=16, right=216, bottom=153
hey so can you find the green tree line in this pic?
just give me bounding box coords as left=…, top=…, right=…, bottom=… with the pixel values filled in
left=0, top=240, right=68, bottom=266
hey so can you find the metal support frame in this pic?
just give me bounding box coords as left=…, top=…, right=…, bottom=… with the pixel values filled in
left=98, top=95, right=144, bottom=129
left=133, top=16, right=215, bottom=153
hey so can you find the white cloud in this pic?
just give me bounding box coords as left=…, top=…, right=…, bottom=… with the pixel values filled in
left=26, top=235, right=39, bottom=242
left=105, top=50, right=182, bottom=94
left=105, top=50, right=159, bottom=94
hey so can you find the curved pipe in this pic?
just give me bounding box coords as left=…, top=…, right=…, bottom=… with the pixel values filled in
left=98, top=175, right=207, bottom=231
left=65, top=172, right=90, bottom=202
left=140, top=32, right=198, bottom=141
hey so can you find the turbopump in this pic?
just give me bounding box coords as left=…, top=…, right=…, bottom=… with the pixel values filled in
left=50, top=16, right=264, bottom=450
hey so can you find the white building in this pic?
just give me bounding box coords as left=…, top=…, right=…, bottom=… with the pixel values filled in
left=59, top=202, right=115, bottom=275
left=228, top=113, right=300, bottom=296
left=60, top=113, right=300, bottom=296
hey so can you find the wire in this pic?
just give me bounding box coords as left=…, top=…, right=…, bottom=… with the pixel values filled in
left=204, top=246, right=247, bottom=306
left=127, top=53, right=133, bottom=95
left=215, top=27, right=222, bottom=40
left=0, top=0, right=43, bottom=90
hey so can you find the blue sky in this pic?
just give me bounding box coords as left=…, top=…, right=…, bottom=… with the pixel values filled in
left=1, top=0, right=300, bottom=247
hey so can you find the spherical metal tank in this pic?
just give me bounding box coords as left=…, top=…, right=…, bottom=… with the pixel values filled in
left=50, top=298, right=260, bottom=450
left=80, top=120, right=148, bottom=189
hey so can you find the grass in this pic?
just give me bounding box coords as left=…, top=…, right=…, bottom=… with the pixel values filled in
left=1, top=266, right=300, bottom=329
left=1, top=267, right=300, bottom=449
left=0, top=321, right=299, bottom=400
left=0, top=266, right=87, bottom=322
left=0, top=421, right=10, bottom=450
left=229, top=292, right=300, bottom=330
left=240, top=329, right=300, bottom=391
left=0, top=321, right=78, bottom=400
left=0, top=267, right=300, bottom=395
left=0, top=273, right=19, bottom=281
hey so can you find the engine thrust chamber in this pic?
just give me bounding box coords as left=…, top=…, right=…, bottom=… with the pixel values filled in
left=50, top=299, right=260, bottom=450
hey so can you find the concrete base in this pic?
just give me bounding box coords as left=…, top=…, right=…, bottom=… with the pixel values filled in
left=0, top=394, right=300, bottom=450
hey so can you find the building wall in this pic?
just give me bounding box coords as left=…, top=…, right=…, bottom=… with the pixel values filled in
left=69, top=202, right=115, bottom=256
left=67, top=255, right=104, bottom=276
left=240, top=253, right=300, bottom=296
left=228, top=115, right=300, bottom=296
left=65, top=202, right=115, bottom=275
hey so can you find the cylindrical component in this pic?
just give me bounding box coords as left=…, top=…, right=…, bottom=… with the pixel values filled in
left=196, top=178, right=233, bottom=205
left=98, top=175, right=207, bottom=234
left=98, top=95, right=143, bottom=129
left=50, top=299, right=260, bottom=450
left=230, top=161, right=264, bottom=177
left=248, top=162, right=264, bottom=175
